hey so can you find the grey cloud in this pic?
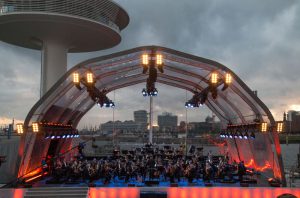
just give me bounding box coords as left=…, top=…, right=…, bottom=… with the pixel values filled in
left=0, top=0, right=299, bottom=127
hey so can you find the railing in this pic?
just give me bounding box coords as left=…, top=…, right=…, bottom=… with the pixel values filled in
left=0, top=0, right=121, bottom=32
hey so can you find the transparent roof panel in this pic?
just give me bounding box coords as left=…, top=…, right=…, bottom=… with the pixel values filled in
left=25, top=46, right=275, bottom=127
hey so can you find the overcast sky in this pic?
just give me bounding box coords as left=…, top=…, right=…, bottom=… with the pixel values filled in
left=0, top=0, right=299, bottom=128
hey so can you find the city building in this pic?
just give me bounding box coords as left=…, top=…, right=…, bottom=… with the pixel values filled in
left=100, top=120, right=141, bottom=134
left=158, top=112, right=178, bottom=131
left=134, top=110, right=148, bottom=124
left=134, top=110, right=148, bottom=131
left=284, top=111, right=300, bottom=133
left=101, top=110, right=148, bottom=134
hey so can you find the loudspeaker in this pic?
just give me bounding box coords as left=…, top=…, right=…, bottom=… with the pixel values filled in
left=140, top=192, right=167, bottom=198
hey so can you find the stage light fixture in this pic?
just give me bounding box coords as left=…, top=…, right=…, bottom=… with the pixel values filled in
left=276, top=122, right=283, bottom=133
left=142, top=87, right=158, bottom=97
left=32, top=122, right=39, bottom=133
left=261, top=122, right=268, bottom=132
left=142, top=88, right=147, bottom=97
left=225, top=73, right=232, bottom=84
left=62, top=135, right=66, bottom=139
left=243, top=132, right=249, bottom=139
left=250, top=131, right=255, bottom=139
left=225, top=132, right=229, bottom=138
left=142, top=54, right=149, bottom=65
left=211, top=72, right=218, bottom=84
left=51, top=136, right=55, bottom=139
left=16, top=123, right=24, bottom=134
left=156, top=54, right=164, bottom=73
left=73, top=72, right=80, bottom=84
left=67, top=135, right=70, bottom=138
left=229, top=132, right=233, bottom=139
left=86, top=72, right=94, bottom=84
left=234, top=132, right=238, bottom=139
left=238, top=132, right=243, bottom=139
left=141, top=54, right=149, bottom=74
left=156, top=54, right=163, bottom=65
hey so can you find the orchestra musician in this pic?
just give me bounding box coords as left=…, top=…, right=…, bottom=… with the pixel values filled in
left=46, top=144, right=247, bottom=186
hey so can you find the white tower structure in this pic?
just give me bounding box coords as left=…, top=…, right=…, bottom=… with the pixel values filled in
left=0, top=0, right=129, bottom=95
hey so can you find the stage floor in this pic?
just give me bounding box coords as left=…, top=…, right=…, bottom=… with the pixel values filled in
left=31, top=174, right=269, bottom=188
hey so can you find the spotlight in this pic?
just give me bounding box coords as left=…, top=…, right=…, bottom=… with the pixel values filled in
left=142, top=88, right=147, bottom=96
left=229, top=132, right=233, bottom=139
left=86, top=72, right=94, bottom=84
left=70, top=135, right=74, bottom=138
left=142, top=54, right=149, bottom=74
left=211, top=72, right=218, bottom=84
left=234, top=132, right=238, bottom=139
left=244, top=132, right=249, bottom=139
left=45, top=136, right=50, bottom=139
left=153, top=88, right=158, bottom=96
left=16, top=123, right=24, bottom=134
left=62, top=135, right=66, bottom=139
left=56, top=136, right=61, bottom=139
left=156, top=54, right=164, bottom=73
left=73, top=72, right=80, bottom=84
left=32, top=122, right=39, bottom=133
left=185, top=102, right=189, bottom=108
left=51, top=136, right=55, bottom=139
left=238, top=132, right=243, bottom=139
left=110, top=102, right=115, bottom=108
left=225, top=132, right=229, bottom=138
left=250, top=132, right=255, bottom=139
left=220, top=131, right=226, bottom=138
left=67, top=135, right=70, bottom=138
left=261, top=122, right=268, bottom=132
left=225, top=73, right=232, bottom=84
left=276, top=122, right=283, bottom=133
left=156, top=54, right=163, bottom=65
left=142, top=54, right=149, bottom=65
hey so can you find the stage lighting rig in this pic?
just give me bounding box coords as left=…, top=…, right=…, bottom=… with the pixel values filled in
left=185, top=72, right=232, bottom=107
left=220, top=122, right=260, bottom=140
left=72, top=71, right=115, bottom=108
left=185, top=91, right=207, bottom=108
left=208, top=72, right=233, bottom=99
left=142, top=87, right=158, bottom=97
left=141, top=53, right=164, bottom=97
left=95, top=90, right=115, bottom=108
left=73, top=70, right=96, bottom=90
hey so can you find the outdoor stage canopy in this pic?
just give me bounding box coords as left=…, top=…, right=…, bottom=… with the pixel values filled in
left=18, top=46, right=285, bottom=185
